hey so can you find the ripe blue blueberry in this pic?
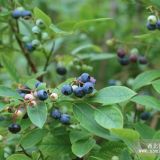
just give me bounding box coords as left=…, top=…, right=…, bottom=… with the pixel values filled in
left=56, top=66, right=67, bottom=75
left=37, top=90, right=48, bottom=101
left=51, top=109, right=61, bottom=119
left=12, top=10, right=22, bottom=19
left=74, top=87, right=85, bottom=98
left=79, top=73, right=90, bottom=83
left=83, top=82, right=94, bottom=94
left=138, top=56, right=148, bottom=65
left=140, top=112, right=151, bottom=120
left=35, top=81, right=42, bottom=88
left=60, top=114, right=70, bottom=124
left=8, top=123, right=21, bottom=134
left=61, top=84, right=73, bottom=95
left=25, top=43, right=35, bottom=52
left=119, top=57, right=129, bottom=65
left=146, top=22, right=156, bottom=31
left=21, top=10, right=32, bottom=19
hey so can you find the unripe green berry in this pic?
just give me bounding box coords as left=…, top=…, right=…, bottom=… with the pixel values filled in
left=22, top=36, right=30, bottom=42
left=42, top=32, right=49, bottom=40
left=147, top=15, right=157, bottom=25
left=0, top=135, right=3, bottom=141
left=31, top=39, right=40, bottom=47
left=32, top=26, right=41, bottom=34
left=36, top=19, right=45, bottom=28
left=111, top=156, right=119, bottom=160
left=130, top=48, right=139, bottom=55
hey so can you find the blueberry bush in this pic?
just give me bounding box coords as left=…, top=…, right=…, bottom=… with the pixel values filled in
left=1, top=0, right=160, bottom=160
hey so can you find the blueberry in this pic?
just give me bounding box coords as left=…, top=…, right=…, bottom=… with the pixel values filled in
left=61, top=84, right=73, bottom=96
left=79, top=73, right=90, bottom=83
left=12, top=10, right=22, bottom=19
left=37, top=90, right=48, bottom=101
left=36, top=19, right=45, bottom=28
left=8, top=123, right=21, bottom=134
left=56, top=66, right=67, bottom=75
left=21, top=10, right=32, bottom=19
left=83, top=82, right=94, bottom=94
left=156, top=20, right=160, bottom=29
left=146, top=22, right=156, bottom=31
left=74, top=87, right=85, bottom=98
left=32, top=26, right=41, bottom=34
left=25, top=43, right=35, bottom=52
left=35, top=81, right=42, bottom=88
left=118, top=57, right=129, bottom=65
left=51, top=109, right=61, bottom=119
left=129, top=54, right=138, bottom=63
left=60, top=114, right=70, bottom=124
left=117, top=48, right=126, bottom=58
left=108, top=79, right=117, bottom=86
left=140, top=112, right=151, bottom=120
left=147, top=15, right=157, bottom=25
left=138, top=56, right=148, bottom=65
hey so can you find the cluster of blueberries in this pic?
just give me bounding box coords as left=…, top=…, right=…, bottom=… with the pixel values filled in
left=117, top=48, right=148, bottom=66
left=61, top=73, right=96, bottom=98
left=12, top=8, right=32, bottom=19
left=146, top=15, right=160, bottom=31
left=8, top=81, right=49, bottom=134
left=51, top=109, right=70, bottom=124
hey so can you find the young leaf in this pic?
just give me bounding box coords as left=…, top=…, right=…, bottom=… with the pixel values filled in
left=0, top=86, right=22, bottom=99
left=94, top=106, right=123, bottom=129
left=73, top=103, right=112, bottom=140
left=131, top=95, right=160, bottom=110
left=133, top=70, right=160, bottom=90
left=7, top=154, right=31, bottom=160
left=27, top=102, right=47, bottom=128
left=72, top=138, right=96, bottom=158
left=89, top=86, right=136, bottom=105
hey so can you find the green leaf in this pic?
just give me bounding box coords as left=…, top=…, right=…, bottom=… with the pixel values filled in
left=94, top=106, right=123, bottom=129
left=90, top=86, right=136, bottom=105
left=152, top=79, right=160, bottom=93
left=7, top=154, right=31, bottom=160
left=27, top=102, right=47, bottom=128
left=20, top=128, right=47, bottom=148
left=134, top=123, right=155, bottom=139
left=73, top=103, right=112, bottom=140
left=1, top=55, right=20, bottom=82
left=0, top=86, right=22, bottom=99
left=133, top=70, right=160, bottom=90
left=131, top=95, right=160, bottom=110
left=111, top=128, right=140, bottom=148
left=72, top=138, right=96, bottom=158
left=34, top=7, right=52, bottom=26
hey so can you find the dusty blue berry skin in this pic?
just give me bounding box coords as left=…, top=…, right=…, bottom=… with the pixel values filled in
left=140, top=112, right=151, bottom=120
left=119, top=57, right=129, bottom=66
left=108, top=79, right=117, bottom=86
left=35, top=81, right=42, bottom=88
left=60, top=114, right=70, bottom=124
left=25, top=43, right=35, bottom=52
left=37, top=90, right=48, bottom=101
left=138, top=56, right=148, bottom=65
left=51, top=109, right=61, bottom=119
left=83, top=82, right=94, bottom=94
left=61, top=84, right=73, bottom=95
left=79, top=73, right=90, bottom=83
left=146, top=22, right=156, bottom=31
left=156, top=20, right=160, bottom=29
left=12, top=10, right=22, bottom=19
left=74, top=87, right=85, bottom=98
left=21, top=10, right=32, bottom=18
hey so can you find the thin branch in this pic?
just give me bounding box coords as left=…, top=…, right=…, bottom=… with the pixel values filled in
left=19, top=145, right=32, bottom=158
left=43, top=41, right=55, bottom=71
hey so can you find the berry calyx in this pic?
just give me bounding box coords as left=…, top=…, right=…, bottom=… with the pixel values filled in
left=37, top=90, right=48, bottom=101
left=61, top=84, right=73, bottom=96
left=50, top=93, right=58, bottom=101
left=8, top=123, right=21, bottom=134
left=36, top=19, right=45, bottom=28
